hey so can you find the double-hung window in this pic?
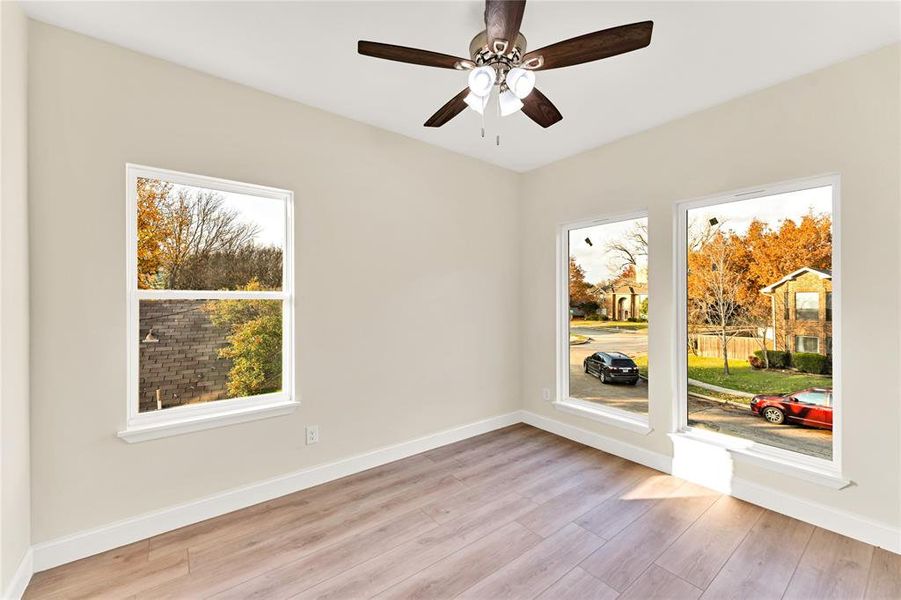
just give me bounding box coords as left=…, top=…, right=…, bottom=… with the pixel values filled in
left=122, top=164, right=295, bottom=442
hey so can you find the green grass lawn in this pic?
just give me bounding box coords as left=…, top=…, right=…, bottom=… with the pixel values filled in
left=569, top=334, right=590, bottom=345
left=570, top=320, right=648, bottom=330
left=632, top=355, right=831, bottom=395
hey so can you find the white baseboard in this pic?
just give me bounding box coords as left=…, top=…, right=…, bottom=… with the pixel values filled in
left=731, top=478, right=901, bottom=553
left=521, top=409, right=671, bottom=473
left=31, top=411, right=522, bottom=573
left=521, top=409, right=901, bottom=554
left=3, top=548, right=33, bottom=600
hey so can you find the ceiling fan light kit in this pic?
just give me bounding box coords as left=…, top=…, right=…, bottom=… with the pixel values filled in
left=358, top=1, right=653, bottom=132
left=498, top=89, right=524, bottom=117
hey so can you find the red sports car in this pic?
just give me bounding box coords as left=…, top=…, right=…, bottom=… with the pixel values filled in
left=750, top=388, right=833, bottom=430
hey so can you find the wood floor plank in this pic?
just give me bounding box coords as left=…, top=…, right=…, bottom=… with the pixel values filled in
left=783, top=527, right=875, bottom=600
left=580, top=481, right=719, bottom=592
left=655, top=495, right=764, bottom=588
left=24, top=540, right=150, bottom=597
left=457, top=523, right=605, bottom=600
left=534, top=567, right=618, bottom=600
left=575, top=472, right=684, bottom=539
left=189, top=472, right=464, bottom=572
left=422, top=424, right=539, bottom=466
left=28, top=549, right=188, bottom=600
left=450, top=434, right=576, bottom=487
left=700, top=510, right=814, bottom=600
left=864, top=547, right=901, bottom=599
left=200, top=509, right=436, bottom=600
left=517, top=458, right=646, bottom=538
left=373, top=522, right=541, bottom=600
left=293, top=492, right=538, bottom=600
left=136, top=509, right=437, bottom=600
left=147, top=452, right=443, bottom=560
left=618, top=564, right=703, bottom=600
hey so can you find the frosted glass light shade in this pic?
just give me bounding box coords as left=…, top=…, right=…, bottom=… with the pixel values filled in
left=464, top=92, right=488, bottom=114
left=498, top=90, right=523, bottom=116
left=467, top=66, right=496, bottom=97
left=505, top=68, right=535, bottom=99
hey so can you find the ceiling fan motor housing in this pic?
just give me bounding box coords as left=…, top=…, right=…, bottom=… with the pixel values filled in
left=469, top=30, right=528, bottom=78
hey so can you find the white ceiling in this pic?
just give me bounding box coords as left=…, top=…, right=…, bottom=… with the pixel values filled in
left=21, top=1, right=900, bottom=172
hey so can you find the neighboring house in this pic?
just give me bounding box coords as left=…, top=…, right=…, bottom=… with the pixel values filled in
left=760, top=267, right=832, bottom=355
left=598, top=280, right=648, bottom=321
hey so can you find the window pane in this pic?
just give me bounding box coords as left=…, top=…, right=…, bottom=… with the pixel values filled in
left=139, top=299, right=283, bottom=412
left=137, top=177, right=284, bottom=290
left=794, top=391, right=829, bottom=406
left=568, top=217, right=647, bottom=414
left=795, top=292, right=819, bottom=321
left=795, top=336, right=819, bottom=353
left=685, top=185, right=833, bottom=460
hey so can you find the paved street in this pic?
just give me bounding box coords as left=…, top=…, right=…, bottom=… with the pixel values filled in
left=569, top=328, right=648, bottom=414
left=568, top=326, right=832, bottom=460
left=688, top=398, right=832, bottom=460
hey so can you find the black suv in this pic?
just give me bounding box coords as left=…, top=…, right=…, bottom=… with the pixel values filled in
left=583, top=352, right=640, bottom=385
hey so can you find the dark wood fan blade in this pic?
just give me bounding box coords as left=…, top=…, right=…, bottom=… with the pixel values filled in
left=521, top=21, right=652, bottom=71
left=521, top=88, right=562, bottom=128
left=485, top=0, right=527, bottom=54
left=358, top=41, right=472, bottom=70
left=424, top=88, right=470, bottom=127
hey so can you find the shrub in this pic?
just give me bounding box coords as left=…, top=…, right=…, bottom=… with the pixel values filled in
left=752, top=350, right=791, bottom=369
left=748, top=355, right=764, bottom=369
left=792, top=352, right=830, bottom=375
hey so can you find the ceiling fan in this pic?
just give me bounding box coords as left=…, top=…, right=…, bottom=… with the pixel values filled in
left=358, top=1, right=653, bottom=130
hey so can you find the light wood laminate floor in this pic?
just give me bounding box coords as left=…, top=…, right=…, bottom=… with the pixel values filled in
left=25, top=424, right=901, bottom=599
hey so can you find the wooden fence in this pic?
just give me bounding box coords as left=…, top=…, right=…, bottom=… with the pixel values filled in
left=690, top=334, right=771, bottom=360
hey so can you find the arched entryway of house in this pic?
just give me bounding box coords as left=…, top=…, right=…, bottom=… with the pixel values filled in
left=617, top=296, right=629, bottom=320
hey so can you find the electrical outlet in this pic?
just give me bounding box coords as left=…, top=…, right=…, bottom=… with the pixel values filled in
left=305, top=425, right=319, bottom=445
left=541, top=388, right=552, bottom=402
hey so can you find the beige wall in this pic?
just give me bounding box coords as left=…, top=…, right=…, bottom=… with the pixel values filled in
left=27, top=22, right=521, bottom=543
left=520, top=45, right=901, bottom=527
left=1, top=0, right=31, bottom=591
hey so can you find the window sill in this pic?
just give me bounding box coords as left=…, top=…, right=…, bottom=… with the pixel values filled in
left=118, top=399, right=298, bottom=443
left=553, top=399, right=652, bottom=435
left=669, top=430, right=850, bottom=490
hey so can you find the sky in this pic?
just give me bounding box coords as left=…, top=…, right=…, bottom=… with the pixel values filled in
left=570, top=217, right=648, bottom=285
left=570, top=186, right=833, bottom=286
left=687, top=185, right=832, bottom=237
left=171, top=183, right=285, bottom=248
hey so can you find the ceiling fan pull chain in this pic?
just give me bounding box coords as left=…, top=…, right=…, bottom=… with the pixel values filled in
left=496, top=86, right=501, bottom=146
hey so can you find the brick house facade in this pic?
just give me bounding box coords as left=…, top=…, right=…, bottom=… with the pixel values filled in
left=760, top=267, right=832, bottom=356
left=138, top=300, right=233, bottom=412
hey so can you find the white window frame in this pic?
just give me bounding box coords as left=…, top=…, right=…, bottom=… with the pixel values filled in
left=120, top=164, right=296, bottom=442
left=555, top=210, right=652, bottom=435
left=673, top=173, right=846, bottom=488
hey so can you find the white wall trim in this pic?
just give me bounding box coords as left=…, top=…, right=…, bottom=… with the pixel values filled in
left=522, top=410, right=900, bottom=554
left=522, top=410, right=670, bottom=472
left=30, top=411, right=522, bottom=573
left=3, top=548, right=33, bottom=600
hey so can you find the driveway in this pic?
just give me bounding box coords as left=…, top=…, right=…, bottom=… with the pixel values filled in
left=567, top=327, right=832, bottom=460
